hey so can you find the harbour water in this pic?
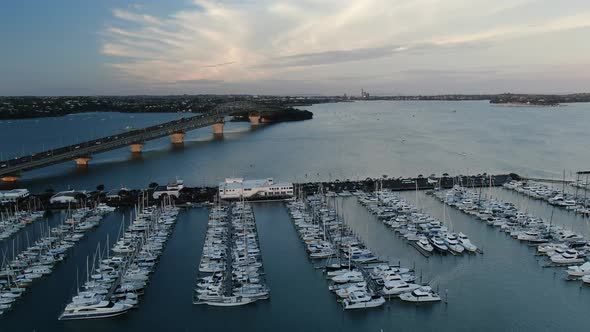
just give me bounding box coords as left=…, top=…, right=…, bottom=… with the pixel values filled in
left=1, top=101, right=590, bottom=331
left=2, top=100, right=590, bottom=191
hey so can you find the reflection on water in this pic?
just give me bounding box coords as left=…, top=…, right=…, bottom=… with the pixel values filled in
left=1, top=101, right=590, bottom=193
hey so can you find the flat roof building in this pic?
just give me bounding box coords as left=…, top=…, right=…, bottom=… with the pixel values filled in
left=0, top=189, right=30, bottom=203
left=218, top=178, right=293, bottom=200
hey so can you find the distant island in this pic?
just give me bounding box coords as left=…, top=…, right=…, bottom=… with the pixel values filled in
left=488, top=93, right=590, bottom=106
left=231, top=108, right=313, bottom=123
left=1, top=93, right=590, bottom=120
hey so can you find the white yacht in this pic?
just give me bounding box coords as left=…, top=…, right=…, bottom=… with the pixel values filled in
left=205, top=296, right=255, bottom=307
left=332, top=270, right=364, bottom=284
left=335, top=283, right=367, bottom=298
left=430, top=237, right=448, bottom=253
left=59, top=301, right=133, bottom=320
left=566, top=262, right=590, bottom=277
left=458, top=232, right=477, bottom=252
left=329, top=281, right=367, bottom=292
left=517, top=230, right=541, bottom=242
left=550, top=249, right=585, bottom=265
left=0, top=297, right=16, bottom=305
left=233, top=284, right=269, bottom=299
left=444, top=234, right=465, bottom=254
left=309, top=248, right=335, bottom=259
left=342, top=291, right=385, bottom=310
left=96, top=203, right=116, bottom=213
left=416, top=237, right=433, bottom=253
left=537, top=243, right=568, bottom=256
left=381, top=281, right=421, bottom=296
left=399, top=286, right=441, bottom=303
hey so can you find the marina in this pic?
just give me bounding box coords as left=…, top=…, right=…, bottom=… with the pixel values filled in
left=1, top=101, right=590, bottom=330
left=4, top=0, right=590, bottom=327
left=431, top=186, right=590, bottom=284
left=355, top=189, right=480, bottom=257
left=504, top=180, right=590, bottom=216
left=286, top=191, right=439, bottom=309
left=0, top=205, right=114, bottom=316
left=0, top=209, right=44, bottom=241
left=58, top=198, right=178, bottom=320
left=194, top=201, right=269, bottom=306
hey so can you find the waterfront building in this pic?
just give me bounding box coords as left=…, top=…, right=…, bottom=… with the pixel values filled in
left=0, top=188, right=30, bottom=204
left=218, top=178, right=293, bottom=200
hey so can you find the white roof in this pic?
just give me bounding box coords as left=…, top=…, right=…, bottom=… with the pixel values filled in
left=219, top=178, right=292, bottom=190
left=0, top=189, right=29, bottom=199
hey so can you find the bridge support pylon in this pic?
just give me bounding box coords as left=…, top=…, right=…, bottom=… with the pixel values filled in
left=170, top=132, right=186, bottom=144
left=212, top=122, right=224, bottom=136
left=248, top=114, right=261, bottom=126
left=1, top=175, right=20, bottom=183
left=130, top=143, right=144, bottom=153
left=74, top=157, right=91, bottom=167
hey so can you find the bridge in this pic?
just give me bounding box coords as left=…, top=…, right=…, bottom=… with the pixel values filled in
left=0, top=101, right=270, bottom=182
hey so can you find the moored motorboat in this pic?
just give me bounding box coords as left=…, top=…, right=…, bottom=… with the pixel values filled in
left=457, top=232, right=477, bottom=252
left=399, top=286, right=441, bottom=303
left=567, top=262, right=590, bottom=277
left=205, top=296, right=255, bottom=307
left=444, top=233, right=465, bottom=254
left=332, top=270, right=363, bottom=284
left=416, top=236, right=433, bottom=253
left=430, top=237, right=448, bottom=253
left=342, top=291, right=385, bottom=310
left=550, top=249, right=585, bottom=265
left=59, top=301, right=133, bottom=320
left=381, top=280, right=421, bottom=296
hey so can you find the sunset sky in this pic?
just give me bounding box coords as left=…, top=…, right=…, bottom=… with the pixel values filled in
left=2, top=0, right=589, bottom=95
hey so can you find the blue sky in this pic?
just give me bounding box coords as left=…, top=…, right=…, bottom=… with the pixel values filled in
left=1, top=0, right=590, bottom=96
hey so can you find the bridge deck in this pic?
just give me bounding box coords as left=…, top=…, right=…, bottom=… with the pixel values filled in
left=0, top=114, right=223, bottom=176
left=0, top=101, right=278, bottom=178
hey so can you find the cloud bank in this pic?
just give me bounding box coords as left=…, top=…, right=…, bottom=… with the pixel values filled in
left=102, top=0, right=590, bottom=94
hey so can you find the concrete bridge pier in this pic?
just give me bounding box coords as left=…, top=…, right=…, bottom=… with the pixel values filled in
left=212, top=122, right=225, bottom=136
left=170, top=132, right=186, bottom=144
left=74, top=156, right=91, bottom=167
left=1, top=175, right=20, bottom=183
left=130, top=143, right=144, bottom=153
left=248, top=113, right=261, bottom=126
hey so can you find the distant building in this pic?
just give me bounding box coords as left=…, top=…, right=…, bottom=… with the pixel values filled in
left=0, top=189, right=29, bottom=204
left=153, top=179, right=184, bottom=200
left=218, top=178, right=293, bottom=200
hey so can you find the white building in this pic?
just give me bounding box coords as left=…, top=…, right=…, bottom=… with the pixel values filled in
left=0, top=189, right=30, bottom=204
left=153, top=179, right=184, bottom=200
left=218, top=178, right=293, bottom=200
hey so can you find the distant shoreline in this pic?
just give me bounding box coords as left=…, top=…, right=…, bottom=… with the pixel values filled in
left=490, top=103, right=563, bottom=107
left=1, top=93, right=588, bottom=120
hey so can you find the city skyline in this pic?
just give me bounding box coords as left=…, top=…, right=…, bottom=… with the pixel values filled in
left=1, top=0, right=590, bottom=95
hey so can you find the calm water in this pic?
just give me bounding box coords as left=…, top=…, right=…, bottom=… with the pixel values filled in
left=1, top=101, right=590, bottom=331
left=1, top=100, right=590, bottom=191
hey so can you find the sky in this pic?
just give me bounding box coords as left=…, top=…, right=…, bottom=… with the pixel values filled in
left=1, top=0, right=589, bottom=96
